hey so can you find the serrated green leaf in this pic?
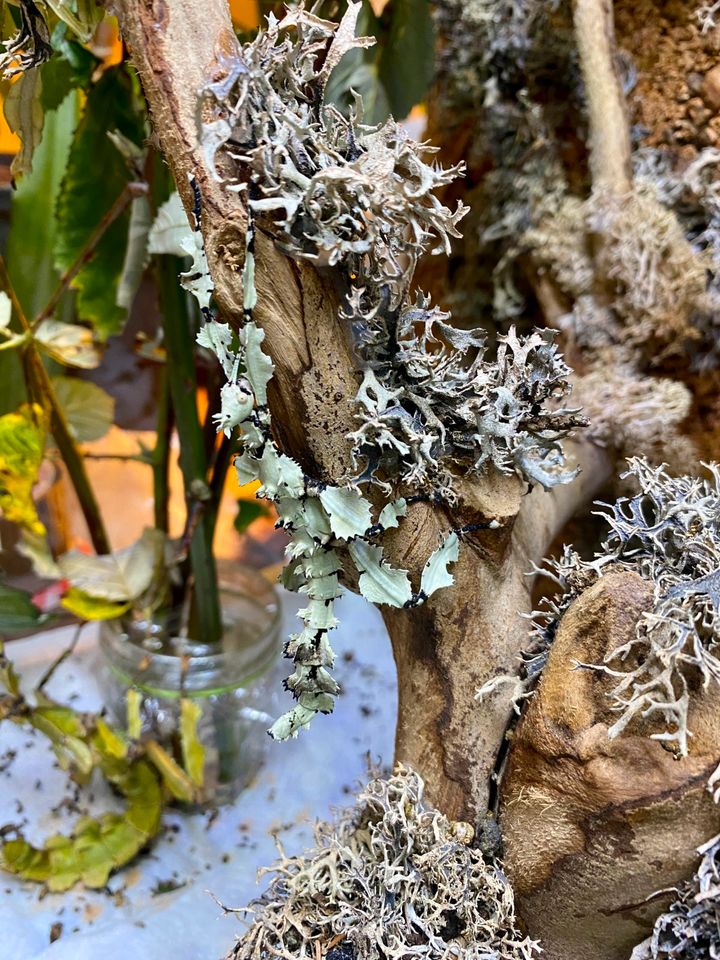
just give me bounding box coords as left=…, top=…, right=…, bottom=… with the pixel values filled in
left=39, top=27, right=97, bottom=112
left=420, top=532, right=459, bottom=597
left=349, top=539, right=412, bottom=607
left=58, top=527, right=165, bottom=602
left=35, top=319, right=100, bottom=368
left=54, top=66, right=145, bottom=338
left=60, top=587, right=130, bottom=621
left=319, top=486, right=372, bottom=540
left=50, top=375, right=114, bottom=441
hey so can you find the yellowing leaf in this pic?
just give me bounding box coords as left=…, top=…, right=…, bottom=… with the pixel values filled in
left=4, top=68, right=44, bottom=178
left=60, top=587, right=130, bottom=621
left=0, top=403, right=46, bottom=536
left=35, top=319, right=100, bottom=368
left=180, top=699, right=205, bottom=788
left=58, top=527, right=165, bottom=602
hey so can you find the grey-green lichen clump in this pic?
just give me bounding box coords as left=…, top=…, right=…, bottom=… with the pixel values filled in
left=532, top=457, right=720, bottom=755
left=631, top=832, right=720, bottom=959
left=193, top=3, right=583, bottom=738
left=227, top=767, right=539, bottom=960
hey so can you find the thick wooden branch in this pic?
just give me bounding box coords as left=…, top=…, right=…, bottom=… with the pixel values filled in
left=114, top=0, right=613, bottom=828
left=572, top=0, right=632, bottom=194
left=500, top=571, right=720, bottom=960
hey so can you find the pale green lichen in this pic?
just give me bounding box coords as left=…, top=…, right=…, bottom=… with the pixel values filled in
left=226, top=766, right=539, bottom=960
left=531, top=458, right=720, bottom=756
left=190, top=2, right=583, bottom=738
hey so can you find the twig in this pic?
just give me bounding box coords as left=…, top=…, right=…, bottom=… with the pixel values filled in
left=36, top=622, right=84, bottom=694
left=0, top=257, right=112, bottom=555
left=572, top=0, right=632, bottom=194
left=31, top=181, right=148, bottom=330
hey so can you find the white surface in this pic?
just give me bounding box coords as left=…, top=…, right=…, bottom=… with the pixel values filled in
left=0, top=590, right=396, bottom=960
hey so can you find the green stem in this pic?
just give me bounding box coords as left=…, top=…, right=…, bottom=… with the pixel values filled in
left=156, top=255, right=222, bottom=646
left=152, top=366, right=173, bottom=533
left=0, top=257, right=112, bottom=556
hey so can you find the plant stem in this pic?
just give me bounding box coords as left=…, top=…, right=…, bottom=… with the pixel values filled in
left=153, top=365, right=173, bottom=533
left=207, top=431, right=235, bottom=540
left=0, top=257, right=112, bottom=556
left=156, top=255, right=222, bottom=645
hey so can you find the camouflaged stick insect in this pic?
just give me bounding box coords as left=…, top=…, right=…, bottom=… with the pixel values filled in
left=196, top=198, right=462, bottom=740
left=186, top=2, right=586, bottom=740
left=0, top=641, right=206, bottom=890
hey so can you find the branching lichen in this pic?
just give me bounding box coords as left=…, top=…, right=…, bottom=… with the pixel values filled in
left=630, top=833, right=720, bottom=959
left=531, top=458, right=720, bottom=755
left=226, top=766, right=539, bottom=960
left=201, top=1, right=583, bottom=497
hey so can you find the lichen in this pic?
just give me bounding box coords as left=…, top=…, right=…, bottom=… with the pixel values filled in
left=630, top=832, right=720, bottom=959
left=200, top=2, right=582, bottom=497
left=531, top=457, right=720, bottom=755
left=188, top=3, right=584, bottom=738
left=226, top=766, right=539, bottom=960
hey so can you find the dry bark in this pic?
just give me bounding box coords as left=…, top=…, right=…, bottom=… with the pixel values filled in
left=500, top=571, right=720, bottom=960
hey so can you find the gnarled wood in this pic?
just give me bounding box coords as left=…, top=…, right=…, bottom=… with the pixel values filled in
left=500, top=571, right=720, bottom=960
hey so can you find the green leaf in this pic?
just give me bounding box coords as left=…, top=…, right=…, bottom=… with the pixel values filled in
left=35, top=319, right=100, bottom=368
left=39, top=28, right=97, bottom=112
left=377, top=0, right=434, bottom=120
left=50, top=375, right=114, bottom=442
left=0, top=583, right=47, bottom=633
left=234, top=499, right=269, bottom=534
left=4, top=67, right=44, bottom=177
left=58, top=528, right=165, bottom=602
left=54, top=66, right=145, bottom=338
left=60, top=587, right=130, bottom=621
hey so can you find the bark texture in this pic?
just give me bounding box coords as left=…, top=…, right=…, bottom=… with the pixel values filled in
left=113, top=0, right=609, bottom=825
left=500, top=571, right=720, bottom=960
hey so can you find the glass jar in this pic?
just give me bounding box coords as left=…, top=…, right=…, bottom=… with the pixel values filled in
left=97, top=563, right=282, bottom=804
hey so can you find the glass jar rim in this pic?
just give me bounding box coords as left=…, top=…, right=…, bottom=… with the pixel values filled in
left=99, top=564, right=282, bottom=694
